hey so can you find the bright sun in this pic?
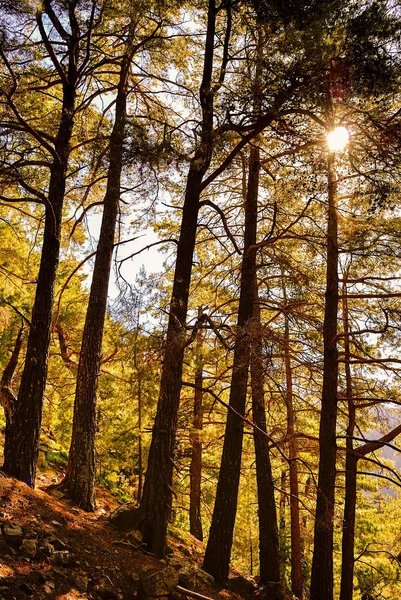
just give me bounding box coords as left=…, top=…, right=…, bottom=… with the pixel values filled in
left=326, top=126, right=350, bottom=152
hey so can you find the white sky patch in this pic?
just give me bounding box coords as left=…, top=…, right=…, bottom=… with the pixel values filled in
left=83, top=211, right=165, bottom=299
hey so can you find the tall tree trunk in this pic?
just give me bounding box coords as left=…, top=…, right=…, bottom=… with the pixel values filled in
left=279, top=469, right=287, bottom=556
left=339, top=274, right=357, bottom=600
left=3, top=76, right=77, bottom=485
left=283, top=311, right=303, bottom=599
left=109, top=0, right=218, bottom=558
left=202, top=141, right=260, bottom=584
left=250, top=282, right=282, bottom=596
left=189, top=334, right=204, bottom=541
left=137, top=369, right=143, bottom=503
left=310, top=150, right=339, bottom=600
left=339, top=419, right=401, bottom=600
left=64, top=43, right=131, bottom=510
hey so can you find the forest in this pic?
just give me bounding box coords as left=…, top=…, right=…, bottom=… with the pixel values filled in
left=0, top=0, right=401, bottom=599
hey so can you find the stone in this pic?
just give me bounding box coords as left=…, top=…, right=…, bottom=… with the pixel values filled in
left=229, top=575, right=257, bottom=597
left=51, top=550, right=71, bottom=566
left=21, top=539, right=37, bottom=558
left=177, top=569, right=196, bottom=589
left=2, top=524, right=23, bottom=545
left=25, top=529, right=38, bottom=540
left=41, top=542, right=55, bottom=556
left=166, top=558, right=186, bottom=571
left=140, top=567, right=179, bottom=598
left=73, top=573, right=89, bottom=592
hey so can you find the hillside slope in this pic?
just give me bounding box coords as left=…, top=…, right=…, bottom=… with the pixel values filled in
left=0, top=474, right=252, bottom=600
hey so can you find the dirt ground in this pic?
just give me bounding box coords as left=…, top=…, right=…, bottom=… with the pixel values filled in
left=0, top=472, right=246, bottom=600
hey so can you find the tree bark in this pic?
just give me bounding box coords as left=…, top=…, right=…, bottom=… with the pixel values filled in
left=339, top=274, right=357, bottom=600
left=3, top=73, right=77, bottom=485
left=250, top=283, right=282, bottom=597
left=202, top=142, right=260, bottom=584
left=64, top=38, right=131, bottom=510
left=189, top=338, right=204, bottom=541
left=310, top=151, right=339, bottom=600
left=339, top=274, right=401, bottom=600
left=137, top=369, right=143, bottom=503
left=283, top=312, right=303, bottom=599
left=109, top=0, right=218, bottom=557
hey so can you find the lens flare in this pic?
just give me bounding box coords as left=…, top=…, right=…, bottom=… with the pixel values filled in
left=326, top=126, right=349, bottom=152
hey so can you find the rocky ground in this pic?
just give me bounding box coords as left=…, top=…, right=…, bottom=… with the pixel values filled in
left=0, top=473, right=254, bottom=600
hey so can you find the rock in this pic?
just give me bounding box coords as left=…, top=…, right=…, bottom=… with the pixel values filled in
left=140, top=567, right=179, bottom=598
left=177, top=569, right=196, bottom=589
left=109, top=504, right=138, bottom=530
left=73, top=573, right=89, bottom=592
left=166, top=558, right=187, bottom=571
left=24, top=529, right=38, bottom=540
left=21, top=539, right=37, bottom=558
left=51, top=550, right=71, bottom=566
left=41, top=543, right=55, bottom=556
left=2, top=524, right=23, bottom=545
left=229, top=575, right=258, bottom=598
left=43, top=585, right=52, bottom=595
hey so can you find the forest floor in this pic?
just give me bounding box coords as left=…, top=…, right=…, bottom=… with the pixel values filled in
left=0, top=470, right=252, bottom=600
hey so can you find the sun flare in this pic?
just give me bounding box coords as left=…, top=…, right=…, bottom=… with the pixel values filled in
left=326, top=126, right=350, bottom=152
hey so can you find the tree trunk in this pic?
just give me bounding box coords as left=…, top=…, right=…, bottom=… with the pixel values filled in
left=250, top=282, right=282, bottom=597
left=339, top=274, right=357, bottom=600
left=65, top=50, right=130, bottom=510
left=283, top=312, right=303, bottom=599
left=189, top=336, right=204, bottom=541
left=310, top=151, right=339, bottom=600
left=137, top=369, right=143, bottom=503
left=202, top=142, right=260, bottom=584
left=279, top=469, right=287, bottom=556
left=3, top=78, right=76, bottom=485
left=109, top=0, right=217, bottom=558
